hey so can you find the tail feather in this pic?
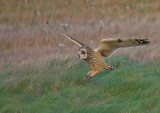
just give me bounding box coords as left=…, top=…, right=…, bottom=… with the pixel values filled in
left=105, top=64, right=115, bottom=70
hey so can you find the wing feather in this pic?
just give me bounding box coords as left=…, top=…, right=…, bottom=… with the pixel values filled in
left=46, top=21, right=84, bottom=47
left=95, top=38, right=150, bottom=57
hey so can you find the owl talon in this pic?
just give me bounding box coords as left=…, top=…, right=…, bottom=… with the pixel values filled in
left=86, top=75, right=92, bottom=79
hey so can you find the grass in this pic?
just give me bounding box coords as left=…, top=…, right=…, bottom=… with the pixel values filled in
left=0, top=55, right=160, bottom=113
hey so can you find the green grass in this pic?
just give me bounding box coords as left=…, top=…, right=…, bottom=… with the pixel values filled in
left=0, top=55, right=160, bottom=113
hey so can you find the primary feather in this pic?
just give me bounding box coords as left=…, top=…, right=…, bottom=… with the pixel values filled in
left=46, top=21, right=84, bottom=47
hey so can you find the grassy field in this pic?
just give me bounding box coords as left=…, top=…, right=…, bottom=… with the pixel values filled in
left=0, top=55, right=160, bottom=113
left=0, top=0, right=160, bottom=113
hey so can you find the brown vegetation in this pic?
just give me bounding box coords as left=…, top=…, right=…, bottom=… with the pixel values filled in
left=0, top=0, right=160, bottom=66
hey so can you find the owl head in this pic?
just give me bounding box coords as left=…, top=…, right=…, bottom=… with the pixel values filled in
left=78, top=47, right=88, bottom=60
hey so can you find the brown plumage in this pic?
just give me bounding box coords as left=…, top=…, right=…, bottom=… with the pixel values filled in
left=47, top=22, right=150, bottom=78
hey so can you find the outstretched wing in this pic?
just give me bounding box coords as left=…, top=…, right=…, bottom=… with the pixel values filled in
left=46, top=21, right=84, bottom=47
left=95, top=38, right=150, bottom=57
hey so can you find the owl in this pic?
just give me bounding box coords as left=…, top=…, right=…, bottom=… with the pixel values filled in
left=47, top=22, right=150, bottom=78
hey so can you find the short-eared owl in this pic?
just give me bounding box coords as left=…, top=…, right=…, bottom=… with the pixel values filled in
left=47, top=22, right=150, bottom=78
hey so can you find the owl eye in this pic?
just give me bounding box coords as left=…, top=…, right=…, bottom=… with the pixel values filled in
left=81, top=51, right=85, bottom=54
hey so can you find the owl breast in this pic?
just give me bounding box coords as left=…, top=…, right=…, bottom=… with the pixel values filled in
left=85, top=49, right=104, bottom=66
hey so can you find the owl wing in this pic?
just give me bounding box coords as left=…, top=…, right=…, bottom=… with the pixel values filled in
left=95, top=38, right=150, bottom=57
left=46, top=21, right=84, bottom=47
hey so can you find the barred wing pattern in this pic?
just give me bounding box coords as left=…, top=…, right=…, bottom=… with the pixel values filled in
left=95, top=38, right=150, bottom=57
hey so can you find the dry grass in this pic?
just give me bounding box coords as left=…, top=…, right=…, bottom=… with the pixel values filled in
left=0, top=0, right=160, bottom=65
left=0, top=0, right=160, bottom=24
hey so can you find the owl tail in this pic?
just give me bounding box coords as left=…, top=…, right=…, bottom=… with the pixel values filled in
left=104, top=64, right=115, bottom=70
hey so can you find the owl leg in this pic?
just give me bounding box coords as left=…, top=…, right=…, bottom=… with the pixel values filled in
left=87, top=70, right=99, bottom=78
left=87, top=71, right=93, bottom=75
left=87, top=64, right=102, bottom=78
left=87, top=70, right=94, bottom=79
left=86, top=64, right=95, bottom=78
left=90, top=71, right=99, bottom=77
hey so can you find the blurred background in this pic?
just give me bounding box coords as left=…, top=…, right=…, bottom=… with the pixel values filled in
left=0, top=0, right=160, bottom=65
left=0, top=0, right=160, bottom=113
